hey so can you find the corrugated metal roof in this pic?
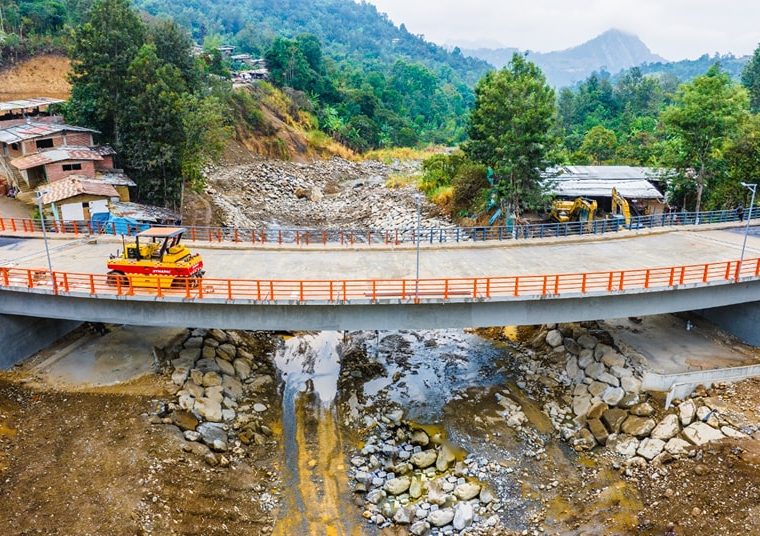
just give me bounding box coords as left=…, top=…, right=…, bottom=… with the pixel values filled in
left=545, top=165, right=670, bottom=181
left=110, top=201, right=179, bottom=223
left=11, top=147, right=103, bottom=170
left=37, top=177, right=119, bottom=205
left=550, top=179, right=664, bottom=200
left=0, top=97, right=65, bottom=113
left=0, top=121, right=98, bottom=144
left=97, top=171, right=136, bottom=187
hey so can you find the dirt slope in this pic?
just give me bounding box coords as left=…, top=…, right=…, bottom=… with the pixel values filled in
left=0, top=54, right=71, bottom=100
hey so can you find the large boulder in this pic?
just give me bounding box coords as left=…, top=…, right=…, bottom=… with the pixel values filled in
left=453, top=482, right=481, bottom=501
left=602, top=352, right=626, bottom=368
left=233, top=358, right=252, bottom=380
left=384, top=476, right=411, bottom=496
left=573, top=395, right=592, bottom=417
left=427, top=508, right=455, bottom=528
left=602, top=387, right=625, bottom=406
left=621, top=376, right=642, bottom=395
left=664, top=437, right=691, bottom=456
left=650, top=414, right=680, bottom=441
left=410, top=449, right=437, bottom=469
left=602, top=408, right=629, bottom=433
left=629, top=402, right=655, bottom=417
left=577, top=334, right=598, bottom=350
left=436, top=443, right=456, bottom=472
left=588, top=418, right=609, bottom=445
left=222, top=374, right=244, bottom=400
left=683, top=422, right=725, bottom=446
left=637, top=438, right=665, bottom=460
left=194, top=398, right=223, bottom=423
left=564, top=338, right=581, bottom=355
left=613, top=435, right=639, bottom=458
left=679, top=400, right=697, bottom=427
left=215, top=357, right=236, bottom=377
left=545, top=330, right=563, bottom=348
left=453, top=502, right=474, bottom=531
left=585, top=362, right=606, bottom=381
left=621, top=416, right=656, bottom=438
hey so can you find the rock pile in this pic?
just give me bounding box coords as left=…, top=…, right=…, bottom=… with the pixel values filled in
left=529, top=323, right=755, bottom=466
left=205, top=157, right=454, bottom=231
left=165, top=329, right=278, bottom=466
left=351, top=410, right=505, bottom=535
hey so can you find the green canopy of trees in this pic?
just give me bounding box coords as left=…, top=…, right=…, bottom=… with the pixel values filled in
left=66, top=0, right=230, bottom=207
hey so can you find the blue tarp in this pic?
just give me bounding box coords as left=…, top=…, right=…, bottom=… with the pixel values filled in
left=91, top=213, right=150, bottom=235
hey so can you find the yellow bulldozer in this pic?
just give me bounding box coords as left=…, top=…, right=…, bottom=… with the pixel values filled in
left=551, top=197, right=598, bottom=224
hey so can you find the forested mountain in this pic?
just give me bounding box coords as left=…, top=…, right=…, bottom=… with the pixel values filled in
left=462, top=29, right=665, bottom=87
left=132, top=0, right=491, bottom=147
left=632, top=53, right=749, bottom=82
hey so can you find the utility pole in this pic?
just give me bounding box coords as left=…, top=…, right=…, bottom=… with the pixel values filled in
left=415, top=193, right=422, bottom=297
left=739, top=182, right=757, bottom=280
left=35, top=190, right=54, bottom=278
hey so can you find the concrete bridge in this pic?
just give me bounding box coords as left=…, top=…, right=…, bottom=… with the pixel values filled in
left=2, top=223, right=760, bottom=342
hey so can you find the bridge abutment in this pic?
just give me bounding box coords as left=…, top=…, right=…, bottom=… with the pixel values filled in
left=0, top=313, right=81, bottom=369
left=697, top=301, right=760, bottom=347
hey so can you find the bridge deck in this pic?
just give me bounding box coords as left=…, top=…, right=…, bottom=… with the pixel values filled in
left=1, top=228, right=759, bottom=281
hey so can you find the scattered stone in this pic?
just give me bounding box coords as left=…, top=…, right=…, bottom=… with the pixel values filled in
left=601, top=352, right=626, bottom=368
left=233, top=359, right=252, bottom=380
left=410, top=521, right=431, bottom=535
left=202, top=371, right=223, bottom=388
left=721, top=426, right=749, bottom=439
left=573, top=428, right=597, bottom=451
left=587, top=402, right=608, bottom=420
left=411, top=430, right=430, bottom=446
left=621, top=376, right=642, bottom=395
left=564, top=338, right=581, bottom=355
left=597, top=372, right=620, bottom=387
left=436, top=444, right=456, bottom=472
left=253, top=403, right=268, bottom=413
left=588, top=381, right=609, bottom=398
left=573, top=395, right=592, bottom=417
left=613, top=436, right=640, bottom=458
left=585, top=362, right=605, bottom=380
left=577, top=334, right=598, bottom=350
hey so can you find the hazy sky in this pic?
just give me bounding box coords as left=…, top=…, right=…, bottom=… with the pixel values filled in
left=367, top=0, right=760, bottom=60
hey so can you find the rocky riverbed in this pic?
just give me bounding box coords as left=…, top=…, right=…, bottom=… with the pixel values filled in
left=203, top=157, right=454, bottom=230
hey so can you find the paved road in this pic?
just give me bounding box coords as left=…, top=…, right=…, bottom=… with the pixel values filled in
left=2, top=227, right=760, bottom=280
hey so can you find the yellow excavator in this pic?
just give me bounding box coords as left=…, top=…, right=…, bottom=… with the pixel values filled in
left=551, top=197, right=598, bottom=224
left=611, top=187, right=632, bottom=227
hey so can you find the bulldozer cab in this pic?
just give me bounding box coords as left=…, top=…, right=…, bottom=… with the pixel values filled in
left=126, top=228, right=188, bottom=262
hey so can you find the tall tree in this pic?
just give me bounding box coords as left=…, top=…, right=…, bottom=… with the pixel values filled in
left=119, top=44, right=186, bottom=207
left=150, top=18, right=199, bottom=91
left=464, top=53, right=557, bottom=215
left=741, top=43, right=760, bottom=113
left=67, top=0, right=146, bottom=142
left=662, top=65, right=749, bottom=212
left=580, top=125, right=618, bottom=164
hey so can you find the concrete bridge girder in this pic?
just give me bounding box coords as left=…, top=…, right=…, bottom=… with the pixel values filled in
left=1, top=279, right=760, bottom=332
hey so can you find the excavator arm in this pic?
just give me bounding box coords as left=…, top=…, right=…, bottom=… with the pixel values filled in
left=611, top=188, right=631, bottom=226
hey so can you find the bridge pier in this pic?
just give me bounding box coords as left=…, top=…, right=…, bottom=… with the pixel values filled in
left=0, top=313, right=81, bottom=369
left=697, top=301, right=760, bottom=347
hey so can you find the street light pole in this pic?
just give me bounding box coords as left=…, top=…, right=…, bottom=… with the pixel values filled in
left=415, top=193, right=422, bottom=296
left=739, top=182, right=757, bottom=280
left=35, top=190, right=53, bottom=277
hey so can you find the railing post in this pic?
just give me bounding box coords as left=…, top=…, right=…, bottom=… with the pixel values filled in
left=679, top=267, right=686, bottom=285
left=342, top=281, right=347, bottom=302
left=299, top=281, right=304, bottom=303
left=554, top=275, right=560, bottom=295
left=542, top=275, right=548, bottom=296
left=486, top=278, right=491, bottom=299
left=581, top=273, right=587, bottom=294
left=329, top=280, right=334, bottom=302
left=27, top=270, right=33, bottom=289
left=269, top=281, right=274, bottom=302
left=669, top=267, right=675, bottom=286
left=372, top=280, right=377, bottom=302
left=257, top=280, right=262, bottom=301
left=724, top=262, right=731, bottom=280
left=619, top=272, right=625, bottom=291
left=756, top=259, right=760, bottom=277
left=644, top=269, right=650, bottom=289
left=472, top=279, right=477, bottom=298
left=89, top=274, right=95, bottom=295
left=156, top=279, right=163, bottom=299
left=607, top=272, right=614, bottom=292
left=1, top=267, right=9, bottom=287
left=228, top=280, right=233, bottom=301
left=703, top=264, right=709, bottom=283
left=513, top=277, right=519, bottom=297
left=444, top=279, right=450, bottom=300
left=185, top=277, right=191, bottom=299
left=734, top=260, right=742, bottom=282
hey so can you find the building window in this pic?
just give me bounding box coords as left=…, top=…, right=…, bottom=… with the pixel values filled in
left=36, top=139, right=54, bottom=149
left=10, top=143, right=19, bottom=151
left=62, top=163, right=83, bottom=172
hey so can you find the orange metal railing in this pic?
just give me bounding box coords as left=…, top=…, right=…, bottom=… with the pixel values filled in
left=1, top=258, right=759, bottom=304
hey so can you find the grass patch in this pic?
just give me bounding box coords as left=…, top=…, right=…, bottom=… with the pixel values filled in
left=362, top=146, right=447, bottom=163
left=385, top=173, right=420, bottom=189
